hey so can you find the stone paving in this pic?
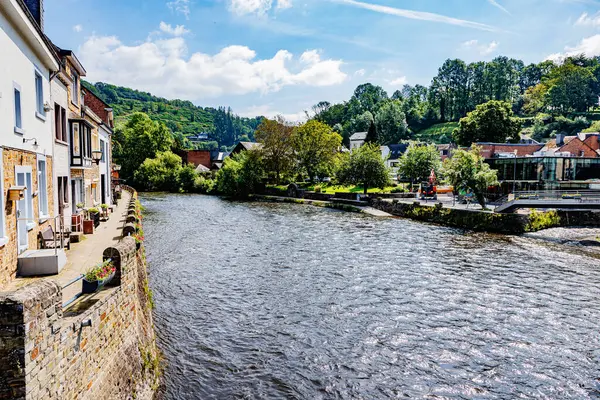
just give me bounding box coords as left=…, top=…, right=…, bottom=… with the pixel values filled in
left=1, top=190, right=131, bottom=304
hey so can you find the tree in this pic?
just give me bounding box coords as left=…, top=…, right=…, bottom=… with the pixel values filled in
left=351, top=83, right=388, bottom=113
left=365, top=120, right=379, bottom=144
left=134, top=151, right=183, bottom=192
left=398, top=143, right=442, bottom=187
left=254, top=117, right=294, bottom=184
left=113, top=112, right=173, bottom=183
left=375, top=100, right=409, bottom=144
left=336, top=143, right=389, bottom=194
left=442, top=147, right=498, bottom=209
left=523, top=83, right=549, bottom=115
left=292, top=120, right=342, bottom=182
left=453, top=100, right=521, bottom=146
left=215, top=150, right=264, bottom=198
left=546, top=61, right=597, bottom=113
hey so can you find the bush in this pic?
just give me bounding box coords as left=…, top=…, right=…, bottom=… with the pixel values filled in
left=194, top=176, right=215, bottom=194
left=178, top=164, right=197, bottom=193
left=390, top=186, right=406, bottom=193
left=215, top=150, right=264, bottom=198
left=525, top=210, right=561, bottom=232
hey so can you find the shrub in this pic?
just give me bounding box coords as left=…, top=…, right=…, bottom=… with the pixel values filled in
left=84, top=260, right=115, bottom=282
left=525, top=210, right=561, bottom=232
left=194, top=176, right=215, bottom=194
left=314, top=185, right=322, bottom=193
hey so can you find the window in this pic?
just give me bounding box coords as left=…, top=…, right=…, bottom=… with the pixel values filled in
left=35, top=71, right=44, bottom=117
left=57, top=176, right=69, bottom=216
left=100, top=139, right=106, bottom=162
left=54, top=104, right=67, bottom=142
left=71, top=71, right=79, bottom=105
left=14, top=87, right=22, bottom=131
left=37, top=158, right=48, bottom=219
left=70, top=121, right=93, bottom=167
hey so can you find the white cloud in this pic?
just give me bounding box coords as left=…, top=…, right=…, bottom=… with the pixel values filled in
left=487, top=0, right=510, bottom=15
left=239, top=105, right=307, bottom=123
left=354, top=69, right=366, bottom=77
left=159, top=22, right=190, bottom=36
left=390, top=76, right=407, bottom=86
left=73, top=24, right=83, bottom=33
left=167, top=0, right=191, bottom=18
left=228, top=0, right=292, bottom=15
left=575, top=12, right=600, bottom=27
left=79, top=33, right=347, bottom=101
left=546, top=34, right=600, bottom=62
left=331, top=0, right=499, bottom=32
left=462, top=39, right=499, bottom=55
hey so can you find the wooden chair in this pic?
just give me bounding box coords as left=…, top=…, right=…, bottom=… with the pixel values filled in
left=39, top=225, right=71, bottom=250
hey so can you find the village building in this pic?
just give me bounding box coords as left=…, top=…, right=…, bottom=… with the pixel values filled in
left=0, top=0, right=60, bottom=285
left=349, top=131, right=367, bottom=150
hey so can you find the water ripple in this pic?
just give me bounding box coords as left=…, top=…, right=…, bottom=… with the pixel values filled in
left=142, top=194, right=600, bottom=400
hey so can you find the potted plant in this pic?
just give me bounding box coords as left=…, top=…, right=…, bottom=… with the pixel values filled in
left=82, top=260, right=116, bottom=293
left=133, top=231, right=144, bottom=250
left=83, top=207, right=100, bottom=234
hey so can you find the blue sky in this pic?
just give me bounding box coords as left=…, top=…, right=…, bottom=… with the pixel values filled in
left=45, top=0, right=600, bottom=120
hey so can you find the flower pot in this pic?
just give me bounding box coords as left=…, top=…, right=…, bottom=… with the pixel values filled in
left=83, top=220, right=94, bottom=234
left=82, top=270, right=116, bottom=294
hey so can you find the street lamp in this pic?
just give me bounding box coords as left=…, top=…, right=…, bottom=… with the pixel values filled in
left=512, top=149, right=518, bottom=194
left=112, top=164, right=121, bottom=172
left=92, top=150, right=103, bottom=165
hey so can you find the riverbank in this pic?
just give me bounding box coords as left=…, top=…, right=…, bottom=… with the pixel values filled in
left=0, top=187, right=159, bottom=400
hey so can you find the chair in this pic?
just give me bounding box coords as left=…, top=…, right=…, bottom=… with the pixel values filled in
left=39, top=225, right=71, bottom=250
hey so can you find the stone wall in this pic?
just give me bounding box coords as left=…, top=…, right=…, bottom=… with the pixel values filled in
left=0, top=189, right=158, bottom=399
left=0, top=148, right=54, bottom=288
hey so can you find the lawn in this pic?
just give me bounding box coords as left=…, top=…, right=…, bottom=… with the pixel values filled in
left=413, top=122, right=459, bottom=144
left=270, top=183, right=408, bottom=194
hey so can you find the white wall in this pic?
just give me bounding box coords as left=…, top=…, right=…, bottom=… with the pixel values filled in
left=98, top=126, right=111, bottom=205
left=50, top=78, right=71, bottom=225
left=0, top=9, right=54, bottom=156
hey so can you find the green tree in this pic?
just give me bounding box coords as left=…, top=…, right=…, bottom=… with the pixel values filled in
left=337, top=143, right=390, bottom=194
left=113, top=112, right=174, bottom=183
left=215, top=150, right=264, bottom=198
left=292, top=120, right=342, bottom=182
left=375, top=100, right=409, bottom=144
left=398, top=143, right=442, bottom=187
left=255, top=117, right=295, bottom=184
left=546, top=60, right=597, bottom=113
left=351, top=83, right=388, bottom=113
left=453, top=100, right=521, bottom=146
left=134, top=151, right=183, bottom=192
left=365, top=120, right=379, bottom=144
left=442, top=147, right=499, bottom=209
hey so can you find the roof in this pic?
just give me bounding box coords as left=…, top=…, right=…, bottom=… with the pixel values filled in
left=350, top=132, right=367, bottom=141
left=195, top=164, right=211, bottom=173
left=477, top=143, right=544, bottom=158
left=584, top=134, right=600, bottom=152
left=388, top=144, right=408, bottom=159
left=238, top=142, right=263, bottom=150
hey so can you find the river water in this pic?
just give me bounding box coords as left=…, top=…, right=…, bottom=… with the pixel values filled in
left=141, top=193, right=600, bottom=399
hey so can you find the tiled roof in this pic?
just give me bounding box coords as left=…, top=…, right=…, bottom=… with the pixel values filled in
left=350, top=132, right=367, bottom=141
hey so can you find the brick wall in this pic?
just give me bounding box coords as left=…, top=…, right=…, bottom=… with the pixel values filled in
left=0, top=149, right=54, bottom=288
left=183, top=150, right=211, bottom=169
left=0, top=232, right=159, bottom=399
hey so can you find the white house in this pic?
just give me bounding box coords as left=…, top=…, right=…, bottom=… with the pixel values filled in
left=349, top=131, right=367, bottom=150
left=0, top=0, right=60, bottom=285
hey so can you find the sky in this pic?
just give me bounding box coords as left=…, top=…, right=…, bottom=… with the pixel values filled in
left=44, top=0, right=600, bottom=121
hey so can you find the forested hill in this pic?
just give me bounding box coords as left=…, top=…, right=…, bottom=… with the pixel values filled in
left=82, top=81, right=263, bottom=149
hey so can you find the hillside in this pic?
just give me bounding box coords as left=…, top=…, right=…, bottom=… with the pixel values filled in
left=82, top=81, right=263, bottom=148
left=413, top=122, right=458, bottom=144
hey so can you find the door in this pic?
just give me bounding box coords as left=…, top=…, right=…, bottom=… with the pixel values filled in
left=16, top=172, right=28, bottom=253
left=101, top=174, right=106, bottom=204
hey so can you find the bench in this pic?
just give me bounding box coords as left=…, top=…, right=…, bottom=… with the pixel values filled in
left=39, top=225, right=70, bottom=250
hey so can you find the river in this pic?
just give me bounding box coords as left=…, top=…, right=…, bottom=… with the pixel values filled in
left=141, top=193, right=600, bottom=399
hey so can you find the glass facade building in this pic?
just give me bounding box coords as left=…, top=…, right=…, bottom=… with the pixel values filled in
left=486, top=157, right=600, bottom=191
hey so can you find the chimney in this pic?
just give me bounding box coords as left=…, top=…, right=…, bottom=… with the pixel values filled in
left=556, top=133, right=565, bottom=146
left=23, top=0, right=44, bottom=31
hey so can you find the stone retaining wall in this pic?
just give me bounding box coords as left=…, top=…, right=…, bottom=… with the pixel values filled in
left=0, top=188, right=158, bottom=400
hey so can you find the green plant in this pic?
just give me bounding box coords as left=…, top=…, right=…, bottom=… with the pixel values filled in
left=525, top=210, right=561, bottom=232
left=390, top=186, right=406, bottom=193
left=76, top=202, right=84, bottom=209
left=314, top=185, right=322, bottom=193
left=84, top=260, right=115, bottom=282
left=88, top=207, right=100, bottom=214
left=100, top=203, right=109, bottom=209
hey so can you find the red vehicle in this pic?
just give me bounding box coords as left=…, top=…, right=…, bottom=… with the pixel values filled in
left=419, top=182, right=437, bottom=200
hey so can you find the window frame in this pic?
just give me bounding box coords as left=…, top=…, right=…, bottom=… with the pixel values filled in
left=71, top=71, right=79, bottom=106
left=13, top=82, right=24, bottom=134
left=37, top=155, right=49, bottom=221
left=34, top=69, right=45, bottom=120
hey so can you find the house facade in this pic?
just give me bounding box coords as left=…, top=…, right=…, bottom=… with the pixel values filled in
left=0, top=0, right=60, bottom=285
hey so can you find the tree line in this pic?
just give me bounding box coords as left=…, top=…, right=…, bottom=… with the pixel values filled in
left=312, top=55, right=600, bottom=147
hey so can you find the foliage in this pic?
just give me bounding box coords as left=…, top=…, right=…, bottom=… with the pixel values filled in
left=100, top=204, right=109, bottom=210
left=454, top=101, right=522, bottom=146
left=442, top=147, right=499, bottom=209
left=194, top=176, right=216, bottom=194
left=113, top=113, right=173, bottom=183
left=365, top=120, right=379, bottom=144
left=215, top=150, right=264, bottom=198
left=525, top=210, right=561, bottom=232
left=374, top=100, right=409, bottom=144
left=255, top=117, right=294, bottom=184
left=84, top=260, right=115, bottom=282
left=83, top=81, right=262, bottom=148
left=532, top=115, right=591, bottom=141
left=88, top=208, right=100, bottom=214
left=292, top=120, right=342, bottom=182
left=134, top=151, right=183, bottom=192
left=336, top=143, right=390, bottom=194
left=178, top=164, right=198, bottom=193
left=398, top=143, right=442, bottom=184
